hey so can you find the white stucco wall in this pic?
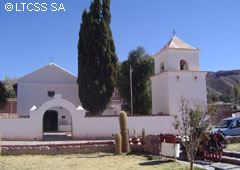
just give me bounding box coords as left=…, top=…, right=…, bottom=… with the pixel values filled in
left=77, top=115, right=176, bottom=139
left=18, top=63, right=77, bottom=84
left=151, top=73, right=170, bottom=115
left=17, top=83, right=80, bottom=116
left=17, top=63, right=81, bottom=116
left=167, top=71, right=207, bottom=116
left=151, top=71, right=207, bottom=116
left=0, top=118, right=39, bottom=140
left=0, top=115, right=176, bottom=141
left=154, top=50, right=168, bottom=74
left=0, top=95, right=177, bottom=140
left=167, top=49, right=200, bottom=71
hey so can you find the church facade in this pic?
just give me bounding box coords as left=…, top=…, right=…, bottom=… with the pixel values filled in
left=17, top=63, right=80, bottom=132
left=16, top=63, right=122, bottom=133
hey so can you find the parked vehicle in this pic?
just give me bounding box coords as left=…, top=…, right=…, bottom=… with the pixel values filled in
left=212, top=117, right=240, bottom=136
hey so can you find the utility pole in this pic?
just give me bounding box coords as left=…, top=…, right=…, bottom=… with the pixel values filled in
left=130, top=65, right=133, bottom=115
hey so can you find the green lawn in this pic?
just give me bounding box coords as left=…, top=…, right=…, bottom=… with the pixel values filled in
left=0, top=152, right=202, bottom=170
left=225, top=143, right=240, bottom=152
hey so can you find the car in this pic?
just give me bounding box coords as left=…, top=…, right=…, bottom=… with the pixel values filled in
left=212, top=116, right=240, bottom=136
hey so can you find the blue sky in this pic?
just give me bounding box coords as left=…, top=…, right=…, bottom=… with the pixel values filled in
left=0, top=0, right=239, bottom=80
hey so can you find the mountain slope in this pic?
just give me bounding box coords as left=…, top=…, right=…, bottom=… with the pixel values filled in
left=206, top=70, right=240, bottom=95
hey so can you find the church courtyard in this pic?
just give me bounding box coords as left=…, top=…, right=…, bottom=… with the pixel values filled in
left=0, top=152, right=201, bottom=170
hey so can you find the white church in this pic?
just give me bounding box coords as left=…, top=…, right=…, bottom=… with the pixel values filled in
left=0, top=36, right=207, bottom=140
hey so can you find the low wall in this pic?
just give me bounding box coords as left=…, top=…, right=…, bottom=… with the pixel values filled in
left=0, top=95, right=178, bottom=141
left=0, top=114, right=177, bottom=141
left=226, top=136, right=240, bottom=143
left=76, top=115, right=177, bottom=139
left=0, top=117, right=41, bottom=141
left=1, top=143, right=114, bottom=155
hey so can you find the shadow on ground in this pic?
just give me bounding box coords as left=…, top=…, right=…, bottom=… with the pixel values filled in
left=126, top=151, right=175, bottom=166
left=73, top=153, right=113, bottom=159
left=127, top=151, right=158, bottom=160
left=139, top=160, right=174, bottom=166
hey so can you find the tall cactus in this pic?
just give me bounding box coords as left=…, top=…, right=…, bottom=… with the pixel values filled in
left=119, top=111, right=130, bottom=153
left=115, top=133, right=122, bottom=155
left=142, top=128, right=146, bottom=138
left=134, top=128, right=137, bottom=138
left=0, top=135, right=1, bottom=155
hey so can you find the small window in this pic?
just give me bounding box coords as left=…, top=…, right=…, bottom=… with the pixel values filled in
left=238, top=120, right=240, bottom=128
left=160, top=63, right=165, bottom=72
left=48, top=91, right=55, bottom=97
left=61, top=116, right=66, bottom=119
left=231, top=120, right=237, bottom=129
left=180, top=60, right=188, bottom=70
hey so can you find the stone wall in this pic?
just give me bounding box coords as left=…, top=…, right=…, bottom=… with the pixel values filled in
left=226, top=136, right=240, bottom=143
left=1, top=143, right=114, bottom=155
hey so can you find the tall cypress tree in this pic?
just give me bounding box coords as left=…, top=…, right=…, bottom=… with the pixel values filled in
left=78, top=0, right=117, bottom=115
left=0, top=82, right=7, bottom=109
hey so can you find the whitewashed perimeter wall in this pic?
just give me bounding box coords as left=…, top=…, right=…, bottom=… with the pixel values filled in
left=0, top=116, right=176, bottom=141
left=77, top=116, right=177, bottom=140
left=0, top=118, right=38, bottom=140
left=0, top=95, right=177, bottom=141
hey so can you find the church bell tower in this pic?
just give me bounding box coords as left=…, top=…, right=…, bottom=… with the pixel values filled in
left=151, top=36, right=207, bottom=116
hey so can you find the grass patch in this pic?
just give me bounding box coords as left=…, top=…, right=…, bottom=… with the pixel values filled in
left=0, top=152, right=199, bottom=170
left=225, top=143, right=240, bottom=152
left=194, top=167, right=205, bottom=170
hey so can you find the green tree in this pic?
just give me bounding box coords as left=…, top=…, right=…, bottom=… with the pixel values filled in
left=173, top=98, right=217, bottom=170
left=117, top=46, right=154, bottom=115
left=207, top=93, right=219, bottom=103
left=0, top=82, right=7, bottom=108
left=77, top=0, right=118, bottom=115
left=3, top=75, right=17, bottom=98
left=219, top=94, right=232, bottom=103
left=233, top=84, right=240, bottom=110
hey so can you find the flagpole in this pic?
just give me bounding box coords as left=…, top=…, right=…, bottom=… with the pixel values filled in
left=130, top=65, right=133, bottom=115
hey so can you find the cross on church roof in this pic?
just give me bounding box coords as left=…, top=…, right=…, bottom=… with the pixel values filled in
left=172, top=29, right=176, bottom=36
left=50, top=56, right=54, bottom=63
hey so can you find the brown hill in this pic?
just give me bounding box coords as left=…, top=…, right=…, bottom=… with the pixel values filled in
left=206, top=70, right=240, bottom=95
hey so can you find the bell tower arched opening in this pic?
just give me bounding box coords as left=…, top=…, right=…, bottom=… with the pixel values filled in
left=160, top=62, right=165, bottom=72
left=180, top=60, right=188, bottom=70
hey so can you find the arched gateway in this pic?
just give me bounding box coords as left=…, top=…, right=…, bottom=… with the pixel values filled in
left=29, top=94, right=85, bottom=140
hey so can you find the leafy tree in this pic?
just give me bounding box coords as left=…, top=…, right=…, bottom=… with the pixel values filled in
left=233, top=84, right=240, bottom=103
left=3, top=75, right=17, bottom=98
left=0, top=82, right=7, bottom=108
left=77, top=0, right=118, bottom=115
left=219, top=94, right=232, bottom=103
left=116, top=46, right=154, bottom=115
left=173, top=98, right=217, bottom=170
left=173, top=99, right=216, bottom=170
left=233, top=84, right=240, bottom=110
left=207, top=93, right=219, bottom=103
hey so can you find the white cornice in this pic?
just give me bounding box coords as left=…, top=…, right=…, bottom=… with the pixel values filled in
left=19, top=82, right=78, bottom=87
left=150, top=70, right=208, bottom=79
